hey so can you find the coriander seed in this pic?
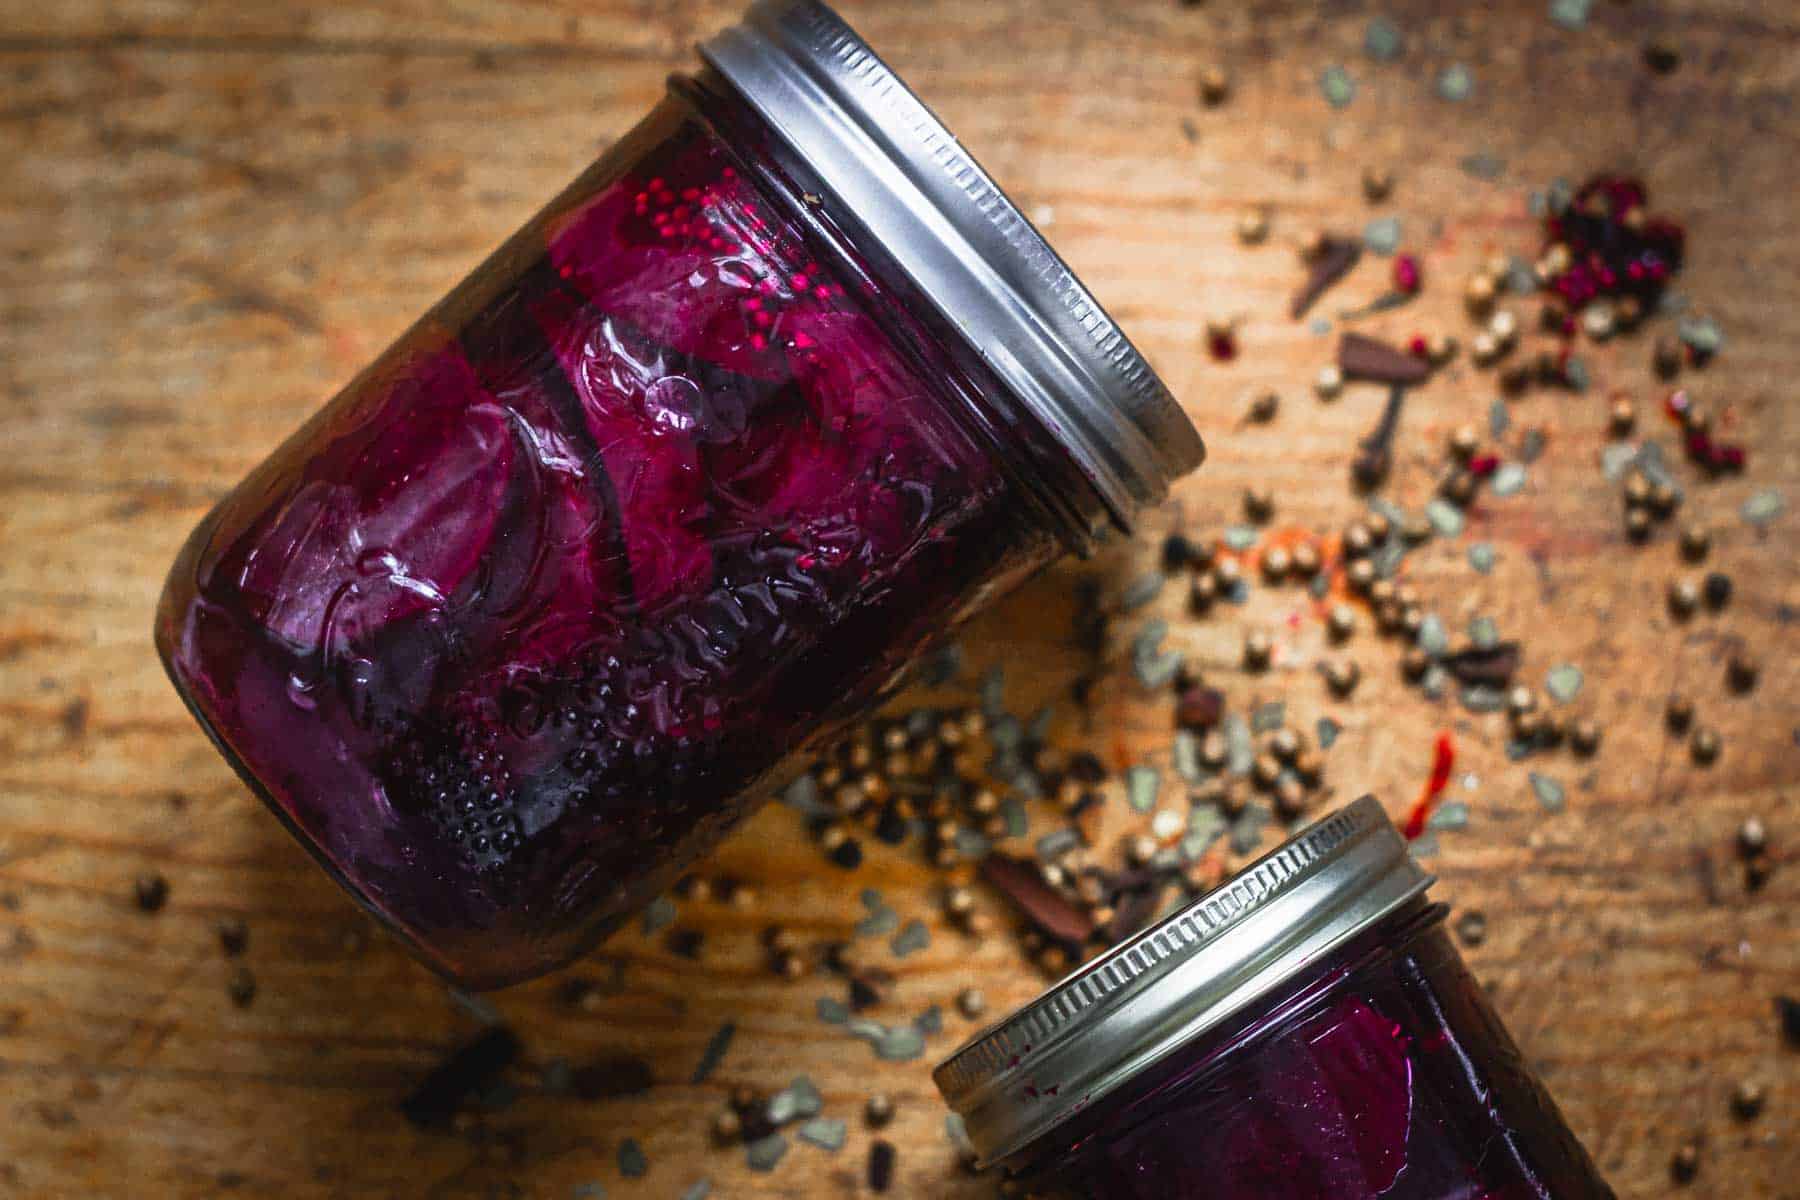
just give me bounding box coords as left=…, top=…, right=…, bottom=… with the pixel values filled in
left=1360, top=165, right=1395, bottom=202
left=1690, top=726, right=1721, bottom=765
left=957, top=988, right=988, bottom=1020
left=1678, top=524, right=1711, bottom=561
left=1236, top=206, right=1269, bottom=245
left=1608, top=396, right=1636, bottom=436
left=1667, top=576, right=1700, bottom=618
left=1324, top=659, right=1361, bottom=697
left=1313, top=364, right=1344, bottom=399
left=1665, top=695, right=1694, bottom=733
left=1449, top=425, right=1480, bottom=461
left=1243, top=631, right=1272, bottom=670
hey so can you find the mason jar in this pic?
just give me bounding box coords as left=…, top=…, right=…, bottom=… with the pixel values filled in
left=154, top=0, right=1204, bottom=988
left=935, top=797, right=1615, bottom=1199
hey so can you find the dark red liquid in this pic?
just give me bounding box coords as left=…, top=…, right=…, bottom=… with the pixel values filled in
left=1012, top=905, right=1614, bottom=1200
left=156, top=88, right=1065, bottom=987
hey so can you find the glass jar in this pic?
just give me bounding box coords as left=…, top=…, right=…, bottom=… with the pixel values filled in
left=153, top=0, right=1203, bottom=988
left=935, top=797, right=1615, bottom=1200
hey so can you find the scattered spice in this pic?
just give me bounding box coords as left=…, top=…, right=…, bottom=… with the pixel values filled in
left=226, top=965, right=257, bottom=1009
left=400, top=1027, right=522, bottom=1131
left=133, top=873, right=169, bottom=913
left=1292, top=236, right=1363, bottom=318
left=215, top=916, right=249, bottom=957
left=867, top=1140, right=897, bottom=1192
left=1401, top=734, right=1456, bottom=839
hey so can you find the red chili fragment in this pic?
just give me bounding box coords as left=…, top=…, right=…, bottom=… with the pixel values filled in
left=1402, top=733, right=1456, bottom=841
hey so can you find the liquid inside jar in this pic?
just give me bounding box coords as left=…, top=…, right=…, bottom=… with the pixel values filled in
left=1011, top=905, right=1614, bottom=1200
left=157, top=92, right=1065, bottom=987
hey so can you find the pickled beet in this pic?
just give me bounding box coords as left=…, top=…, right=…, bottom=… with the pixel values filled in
left=156, top=98, right=1066, bottom=987
left=1011, top=907, right=1615, bottom=1200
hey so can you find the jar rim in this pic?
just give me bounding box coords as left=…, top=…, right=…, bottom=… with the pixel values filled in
left=932, top=796, right=1433, bottom=1168
left=699, top=0, right=1204, bottom=535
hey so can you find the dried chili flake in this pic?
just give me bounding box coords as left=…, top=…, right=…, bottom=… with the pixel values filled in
left=1401, top=733, right=1456, bottom=841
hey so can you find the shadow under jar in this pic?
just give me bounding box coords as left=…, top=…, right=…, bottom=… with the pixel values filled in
left=935, top=797, right=1616, bottom=1200
left=154, top=0, right=1202, bottom=988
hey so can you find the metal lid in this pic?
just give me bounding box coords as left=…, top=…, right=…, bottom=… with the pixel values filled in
left=700, top=0, right=1203, bottom=533
left=933, top=796, right=1433, bottom=1168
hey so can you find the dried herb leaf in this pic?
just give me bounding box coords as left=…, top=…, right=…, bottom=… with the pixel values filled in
left=1545, top=664, right=1584, bottom=703
left=1292, top=238, right=1364, bottom=318
left=1529, top=772, right=1567, bottom=812
left=1339, top=332, right=1430, bottom=384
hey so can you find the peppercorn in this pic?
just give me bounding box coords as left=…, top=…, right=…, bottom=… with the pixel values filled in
left=1453, top=910, right=1487, bottom=946
left=1360, top=165, right=1395, bottom=202
left=1580, top=303, right=1616, bottom=341
left=1243, top=631, right=1272, bottom=670
left=1402, top=513, right=1433, bottom=543
left=1290, top=541, right=1321, bottom=576
left=1367, top=579, right=1396, bottom=608
left=1622, top=472, right=1652, bottom=508
left=1342, top=521, right=1374, bottom=558
left=1236, top=206, right=1269, bottom=245
left=1245, top=389, right=1279, bottom=423
left=1726, top=652, right=1759, bottom=693
left=1653, top=333, right=1682, bottom=377
left=1624, top=507, right=1653, bottom=542
left=1647, top=481, right=1680, bottom=518
left=1464, top=273, right=1497, bottom=316
left=1162, top=532, right=1196, bottom=573
left=216, top=916, right=249, bottom=957
left=1667, top=576, right=1701, bottom=618
left=1244, top=486, right=1274, bottom=524
left=1676, top=524, right=1710, bottom=561
left=1487, top=308, right=1519, bottom=345
left=1189, top=571, right=1218, bottom=612
left=1426, top=333, right=1458, bottom=365
left=1293, top=748, right=1324, bottom=787
left=1690, top=726, right=1721, bottom=765
left=1313, top=364, right=1344, bottom=400
left=133, top=873, right=169, bottom=914
left=1730, top=1079, right=1766, bottom=1121
left=1402, top=646, right=1430, bottom=681
left=1268, top=728, right=1300, bottom=762
left=1469, top=330, right=1502, bottom=365
left=226, top=965, right=257, bottom=1009
left=1343, top=559, right=1375, bottom=594
left=1324, top=659, right=1361, bottom=697
left=1703, top=572, right=1731, bottom=609
left=1498, top=361, right=1532, bottom=395
left=1570, top=719, right=1602, bottom=757
left=1199, top=65, right=1231, bottom=105
left=864, top=1093, right=896, bottom=1129
left=1261, top=546, right=1291, bottom=581
left=1327, top=603, right=1357, bottom=642
left=1737, top=816, right=1768, bottom=858
left=1682, top=402, right=1711, bottom=434
left=1273, top=776, right=1308, bottom=821
left=956, top=987, right=987, bottom=1021
left=1252, top=753, right=1282, bottom=789
left=1440, top=469, right=1477, bottom=506
left=1506, top=686, right=1537, bottom=717
left=713, top=1107, right=744, bottom=1144
left=1665, top=695, right=1694, bottom=732
left=1449, top=425, right=1480, bottom=461
left=1399, top=605, right=1424, bottom=638
left=1199, top=731, right=1229, bottom=769
left=1364, top=512, right=1391, bottom=543
left=1213, top=557, right=1242, bottom=590
left=1670, top=1139, right=1700, bottom=1184
left=1038, top=945, right=1069, bottom=975
left=1511, top=711, right=1543, bottom=741
left=1608, top=396, right=1636, bottom=437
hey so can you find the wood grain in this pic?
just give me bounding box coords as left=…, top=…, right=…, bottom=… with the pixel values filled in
left=1, top=0, right=1796, bottom=1196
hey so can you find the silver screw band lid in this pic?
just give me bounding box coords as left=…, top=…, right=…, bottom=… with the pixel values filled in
left=700, top=0, right=1204, bottom=533
left=933, top=796, right=1433, bottom=1168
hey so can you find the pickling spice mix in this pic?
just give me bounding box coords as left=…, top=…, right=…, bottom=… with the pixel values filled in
left=134, top=0, right=1791, bottom=1196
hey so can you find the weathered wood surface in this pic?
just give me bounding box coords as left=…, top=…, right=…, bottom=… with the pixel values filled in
left=1, top=0, right=1796, bottom=1196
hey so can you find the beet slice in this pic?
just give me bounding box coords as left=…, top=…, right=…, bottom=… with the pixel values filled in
left=235, top=345, right=513, bottom=656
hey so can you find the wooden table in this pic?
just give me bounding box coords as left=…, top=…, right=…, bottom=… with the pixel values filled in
left=2, top=1, right=1795, bottom=1196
